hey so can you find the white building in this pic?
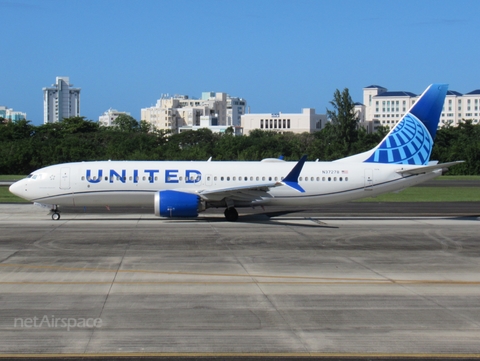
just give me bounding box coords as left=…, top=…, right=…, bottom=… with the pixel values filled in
left=241, top=108, right=326, bottom=135
left=141, top=92, right=247, bottom=134
left=0, top=106, right=26, bottom=122
left=98, top=109, right=131, bottom=127
left=178, top=115, right=243, bottom=135
left=43, top=77, right=81, bottom=124
left=358, top=85, right=480, bottom=131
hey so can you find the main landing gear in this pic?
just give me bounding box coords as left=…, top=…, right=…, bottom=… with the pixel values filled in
left=50, top=205, right=61, bottom=221
left=224, top=207, right=238, bottom=222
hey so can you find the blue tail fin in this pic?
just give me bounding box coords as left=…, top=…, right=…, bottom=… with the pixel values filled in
left=363, top=84, right=448, bottom=165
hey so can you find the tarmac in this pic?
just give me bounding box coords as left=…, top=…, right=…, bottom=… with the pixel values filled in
left=0, top=203, right=479, bottom=360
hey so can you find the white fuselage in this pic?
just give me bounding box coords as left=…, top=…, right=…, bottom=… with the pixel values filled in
left=10, top=160, right=441, bottom=209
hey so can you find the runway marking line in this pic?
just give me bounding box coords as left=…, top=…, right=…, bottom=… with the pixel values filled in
left=0, top=263, right=479, bottom=285
left=0, top=352, right=480, bottom=358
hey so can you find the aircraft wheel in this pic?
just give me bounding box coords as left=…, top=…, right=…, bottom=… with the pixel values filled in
left=51, top=212, right=61, bottom=221
left=224, top=207, right=238, bottom=222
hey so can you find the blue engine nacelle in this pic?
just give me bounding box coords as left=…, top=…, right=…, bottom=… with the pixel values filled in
left=154, top=190, right=205, bottom=218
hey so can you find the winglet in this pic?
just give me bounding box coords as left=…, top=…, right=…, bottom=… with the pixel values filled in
left=281, top=155, right=307, bottom=192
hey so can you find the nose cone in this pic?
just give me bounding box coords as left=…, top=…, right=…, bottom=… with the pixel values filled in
left=9, top=180, right=26, bottom=199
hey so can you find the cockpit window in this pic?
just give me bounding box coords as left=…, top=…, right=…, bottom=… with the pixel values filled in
left=27, top=174, right=33, bottom=178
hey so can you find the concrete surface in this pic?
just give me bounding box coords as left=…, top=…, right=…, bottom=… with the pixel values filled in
left=0, top=204, right=479, bottom=359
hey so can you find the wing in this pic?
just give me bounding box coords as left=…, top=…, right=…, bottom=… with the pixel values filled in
left=196, top=155, right=307, bottom=203
left=396, top=161, right=464, bottom=175
left=198, top=182, right=278, bottom=202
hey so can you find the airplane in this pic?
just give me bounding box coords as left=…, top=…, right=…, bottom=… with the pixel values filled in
left=9, top=83, right=463, bottom=221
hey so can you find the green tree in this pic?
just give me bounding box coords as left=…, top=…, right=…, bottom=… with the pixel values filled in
left=432, top=120, right=480, bottom=175
left=61, top=116, right=99, bottom=134
left=111, top=114, right=140, bottom=132
left=326, top=88, right=359, bottom=156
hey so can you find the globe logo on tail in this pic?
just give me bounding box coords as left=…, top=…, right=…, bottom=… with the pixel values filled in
left=364, top=113, right=433, bottom=165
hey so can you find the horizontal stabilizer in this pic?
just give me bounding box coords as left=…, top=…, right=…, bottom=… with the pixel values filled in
left=396, top=161, right=464, bottom=175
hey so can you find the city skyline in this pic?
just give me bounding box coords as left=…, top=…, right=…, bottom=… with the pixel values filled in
left=2, top=0, right=480, bottom=125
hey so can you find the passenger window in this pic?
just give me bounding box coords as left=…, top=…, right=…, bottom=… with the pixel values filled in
left=339, top=177, right=343, bottom=181
left=233, top=177, right=236, bottom=181
left=299, top=177, right=302, bottom=181
left=227, top=177, right=230, bottom=181
left=328, top=177, right=331, bottom=181
left=262, top=176, right=265, bottom=181
left=214, top=176, right=217, bottom=181
left=81, top=176, right=85, bottom=181
left=221, top=176, right=224, bottom=181
left=105, top=176, right=108, bottom=181
left=345, top=177, right=349, bottom=181
left=129, top=176, right=132, bottom=181
left=334, top=177, right=337, bottom=181
left=207, top=176, right=211, bottom=181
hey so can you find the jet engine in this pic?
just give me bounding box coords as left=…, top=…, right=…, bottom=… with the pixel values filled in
left=154, top=190, right=205, bottom=218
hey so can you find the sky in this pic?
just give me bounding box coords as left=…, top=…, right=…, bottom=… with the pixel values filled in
left=2, top=0, right=480, bottom=125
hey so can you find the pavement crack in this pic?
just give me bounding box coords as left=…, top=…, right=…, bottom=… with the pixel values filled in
left=83, top=229, right=131, bottom=353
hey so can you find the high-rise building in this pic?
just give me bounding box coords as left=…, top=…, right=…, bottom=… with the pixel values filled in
left=43, top=77, right=81, bottom=124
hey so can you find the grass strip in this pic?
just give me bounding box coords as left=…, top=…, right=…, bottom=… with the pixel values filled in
left=357, top=187, right=480, bottom=202
left=0, top=186, right=30, bottom=203
left=0, top=175, right=26, bottom=181
left=436, top=175, right=480, bottom=181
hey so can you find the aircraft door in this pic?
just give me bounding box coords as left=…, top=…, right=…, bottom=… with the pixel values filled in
left=364, top=169, right=373, bottom=191
left=60, top=167, right=70, bottom=190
